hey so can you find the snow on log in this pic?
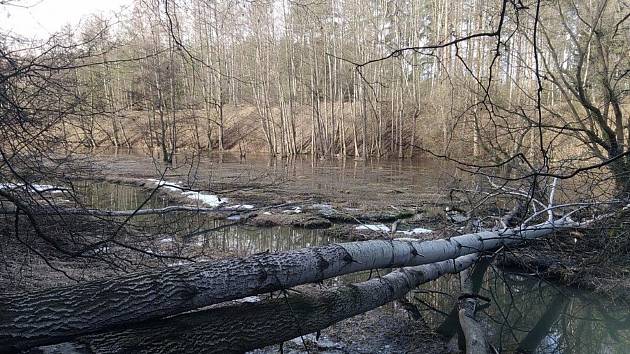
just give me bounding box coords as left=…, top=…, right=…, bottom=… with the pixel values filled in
left=0, top=220, right=572, bottom=351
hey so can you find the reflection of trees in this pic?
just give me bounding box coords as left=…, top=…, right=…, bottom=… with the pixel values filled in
left=75, top=181, right=347, bottom=262
left=516, top=293, right=568, bottom=353
left=412, top=268, right=630, bottom=353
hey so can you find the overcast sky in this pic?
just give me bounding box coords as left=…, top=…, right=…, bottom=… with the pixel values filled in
left=0, top=0, right=129, bottom=39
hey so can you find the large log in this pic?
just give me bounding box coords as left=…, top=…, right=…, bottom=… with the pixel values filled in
left=35, top=255, right=478, bottom=354
left=0, top=221, right=568, bottom=351
left=457, top=268, right=489, bottom=354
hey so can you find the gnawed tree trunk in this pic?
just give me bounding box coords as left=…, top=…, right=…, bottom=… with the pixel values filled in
left=0, top=220, right=570, bottom=351
left=34, top=255, right=478, bottom=354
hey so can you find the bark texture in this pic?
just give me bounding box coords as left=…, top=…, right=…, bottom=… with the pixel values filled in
left=35, top=255, right=478, bottom=354
left=0, top=221, right=566, bottom=351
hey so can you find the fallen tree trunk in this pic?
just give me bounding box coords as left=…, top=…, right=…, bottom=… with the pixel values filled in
left=34, top=255, right=478, bottom=354
left=0, top=220, right=570, bottom=351
left=457, top=268, right=489, bottom=354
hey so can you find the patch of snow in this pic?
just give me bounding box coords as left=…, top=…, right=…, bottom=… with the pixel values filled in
left=263, top=211, right=272, bottom=215
left=147, top=179, right=182, bottom=192
left=147, top=179, right=226, bottom=208
left=227, top=215, right=241, bottom=221
left=356, top=224, right=390, bottom=232
left=182, top=191, right=226, bottom=207
left=236, top=296, right=260, bottom=303
left=225, top=204, right=255, bottom=210
left=395, top=237, right=418, bottom=242
left=283, top=206, right=302, bottom=214
left=397, top=227, right=432, bottom=235
left=159, top=237, right=174, bottom=243
left=313, top=203, right=333, bottom=209
left=87, top=246, right=110, bottom=254
left=31, top=184, right=62, bottom=193
left=0, top=183, right=63, bottom=193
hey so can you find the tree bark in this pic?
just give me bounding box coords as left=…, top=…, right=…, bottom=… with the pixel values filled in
left=34, top=255, right=478, bottom=354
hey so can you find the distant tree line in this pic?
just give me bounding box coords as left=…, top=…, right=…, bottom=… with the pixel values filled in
left=1, top=0, right=628, bottom=192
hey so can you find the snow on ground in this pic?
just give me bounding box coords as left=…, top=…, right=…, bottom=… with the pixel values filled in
left=31, top=184, right=62, bottom=193
left=147, top=179, right=227, bottom=208
left=236, top=296, right=261, bottom=303
left=282, top=206, right=302, bottom=214
left=397, top=227, right=432, bottom=235
left=146, top=179, right=184, bottom=192
left=225, top=204, right=255, bottom=210
left=0, top=183, right=63, bottom=193
left=182, top=191, right=225, bottom=207
left=355, top=224, right=433, bottom=234
left=356, top=224, right=391, bottom=232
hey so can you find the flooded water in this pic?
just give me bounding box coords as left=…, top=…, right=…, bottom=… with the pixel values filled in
left=74, top=157, right=629, bottom=354
left=74, top=180, right=170, bottom=210
left=91, top=149, right=463, bottom=205
left=414, top=268, right=629, bottom=354
left=73, top=180, right=341, bottom=257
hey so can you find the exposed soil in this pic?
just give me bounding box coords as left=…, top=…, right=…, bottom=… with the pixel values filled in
left=252, top=305, right=448, bottom=354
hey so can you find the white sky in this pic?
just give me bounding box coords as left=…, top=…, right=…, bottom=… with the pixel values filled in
left=0, top=0, right=130, bottom=39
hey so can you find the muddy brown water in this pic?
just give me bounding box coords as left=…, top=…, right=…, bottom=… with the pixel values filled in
left=72, top=152, right=629, bottom=354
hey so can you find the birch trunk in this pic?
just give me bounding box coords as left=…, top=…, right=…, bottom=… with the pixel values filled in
left=35, top=255, right=478, bottom=354
left=0, top=221, right=570, bottom=351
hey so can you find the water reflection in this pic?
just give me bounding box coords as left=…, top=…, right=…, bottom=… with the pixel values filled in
left=413, top=269, right=630, bottom=353
left=93, top=149, right=462, bottom=199
left=192, top=225, right=338, bottom=257
left=73, top=180, right=340, bottom=257
left=74, top=181, right=169, bottom=210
